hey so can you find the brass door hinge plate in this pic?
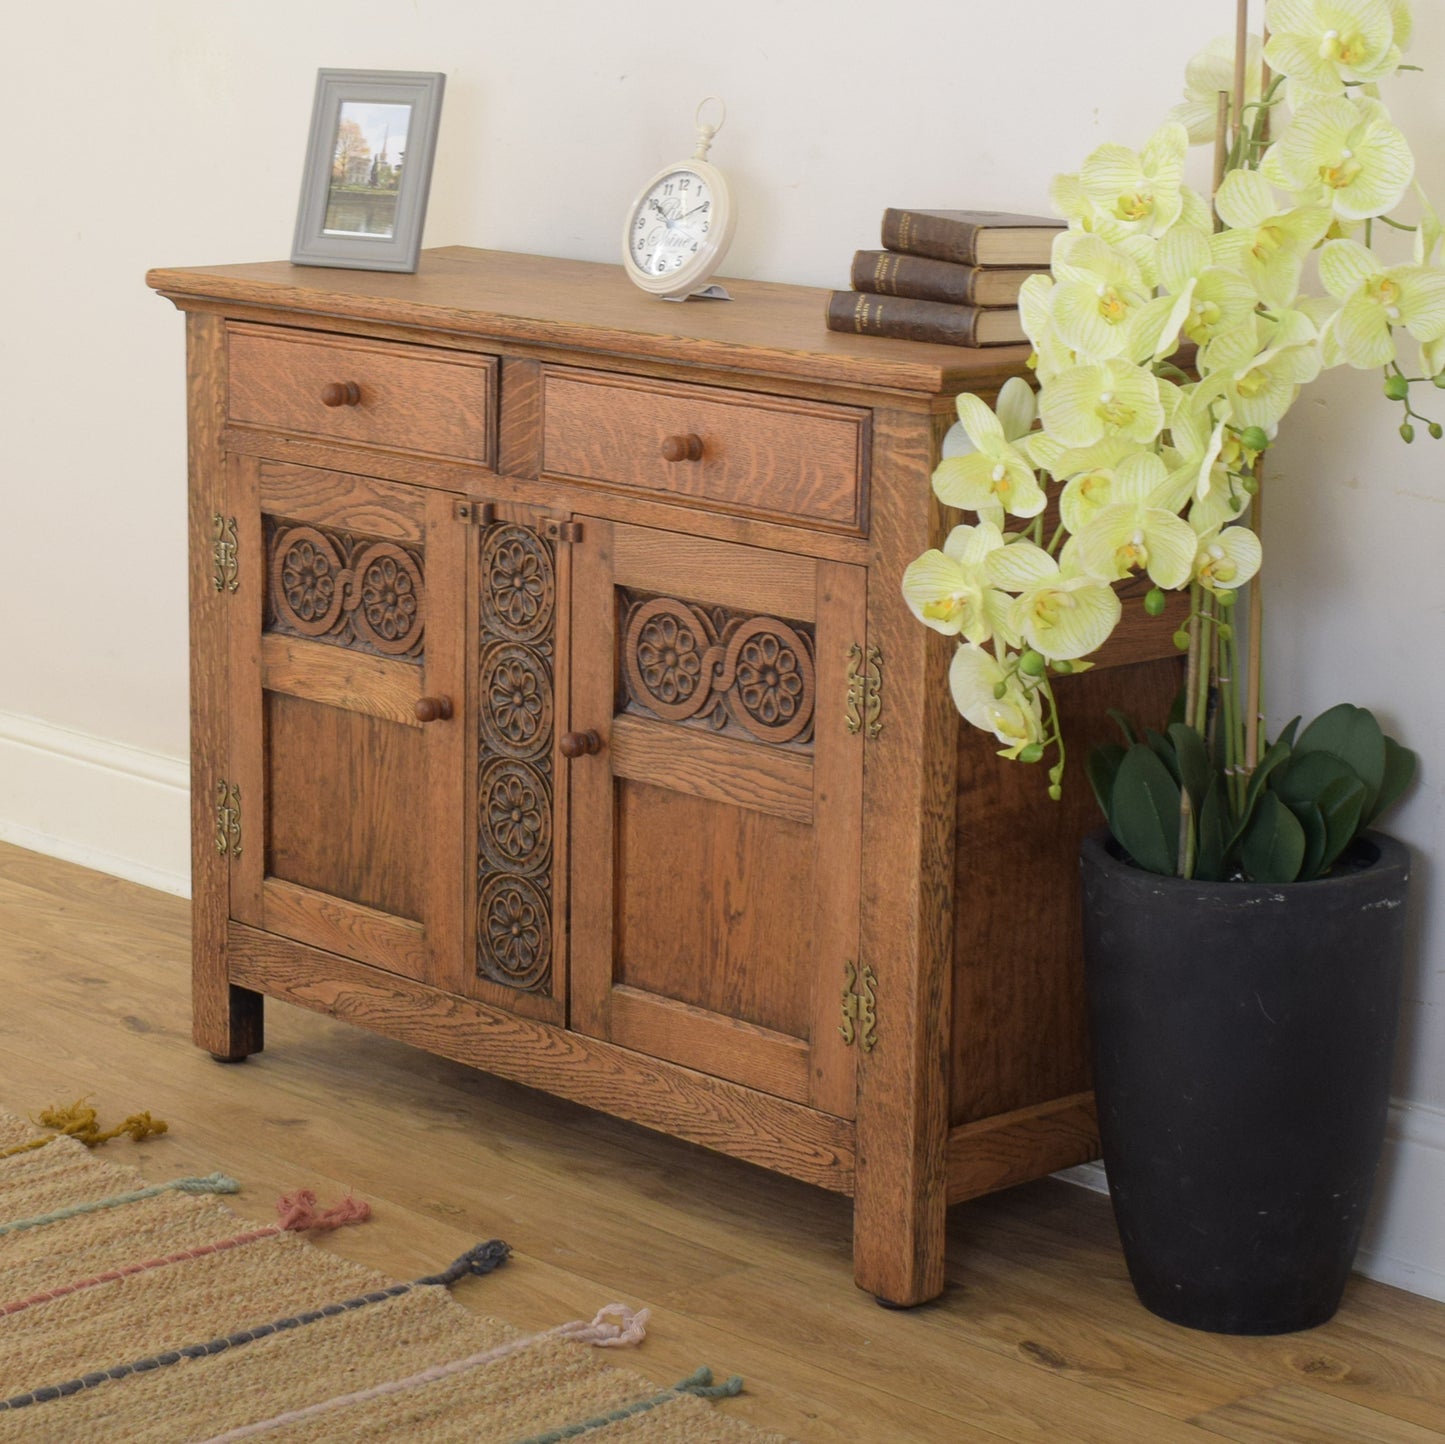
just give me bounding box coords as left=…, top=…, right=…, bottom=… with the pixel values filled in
left=212, top=515, right=239, bottom=593
left=840, top=958, right=878, bottom=1052
left=215, top=780, right=243, bottom=857
left=845, top=644, right=883, bottom=739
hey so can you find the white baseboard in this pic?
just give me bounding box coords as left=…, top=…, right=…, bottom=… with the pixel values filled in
left=0, top=711, right=190, bottom=897
left=1054, top=1100, right=1445, bottom=1304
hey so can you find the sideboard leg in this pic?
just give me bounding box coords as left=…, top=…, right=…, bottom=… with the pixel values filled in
left=194, top=978, right=264, bottom=1063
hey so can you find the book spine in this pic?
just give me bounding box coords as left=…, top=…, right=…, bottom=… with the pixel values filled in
left=825, top=292, right=997, bottom=347
left=850, top=251, right=1036, bottom=307
left=880, top=209, right=985, bottom=265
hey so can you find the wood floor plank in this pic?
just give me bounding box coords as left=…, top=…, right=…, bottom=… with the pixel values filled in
left=1, top=839, right=1444, bottom=1444
left=1192, top=1383, right=1445, bottom=1442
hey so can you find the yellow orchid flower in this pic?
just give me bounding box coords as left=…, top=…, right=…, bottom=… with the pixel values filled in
left=1318, top=238, right=1445, bottom=368
left=1070, top=124, right=1193, bottom=242
left=1038, top=358, right=1166, bottom=449
left=1210, top=169, right=1333, bottom=309
left=986, top=541, right=1124, bottom=663
left=931, top=390, right=1046, bottom=522
left=1072, top=452, right=1199, bottom=590
left=1048, top=234, right=1155, bottom=362
left=1169, top=34, right=1264, bottom=144
left=901, top=522, right=1017, bottom=646
left=947, top=644, right=1046, bottom=760
left=1263, top=0, right=1407, bottom=98
left=1261, top=95, right=1414, bottom=221
left=1200, top=310, right=1323, bottom=430
left=1194, top=526, right=1263, bottom=593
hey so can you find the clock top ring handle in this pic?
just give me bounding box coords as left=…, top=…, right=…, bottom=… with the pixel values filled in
left=692, top=97, right=726, bottom=161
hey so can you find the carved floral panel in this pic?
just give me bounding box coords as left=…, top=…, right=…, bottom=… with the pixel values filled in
left=476, top=523, right=557, bottom=994
left=265, top=518, right=425, bottom=659
left=619, top=589, right=816, bottom=748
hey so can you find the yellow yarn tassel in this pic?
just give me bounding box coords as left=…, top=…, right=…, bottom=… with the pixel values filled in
left=0, top=1101, right=170, bottom=1159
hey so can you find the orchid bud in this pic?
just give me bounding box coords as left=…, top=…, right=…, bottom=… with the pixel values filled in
left=1215, top=590, right=1236, bottom=608
left=1048, top=784, right=1063, bottom=801
left=1018, top=744, right=1045, bottom=763
left=1144, top=587, right=1167, bottom=617
left=1173, top=628, right=1190, bottom=650
left=1431, top=422, right=1443, bottom=440
left=1401, top=422, right=1416, bottom=443
left=1019, top=650, right=1047, bottom=676
left=993, top=682, right=1008, bottom=700
left=1239, top=426, right=1269, bottom=453
left=1053, top=660, right=1074, bottom=675
left=1384, top=374, right=1410, bottom=401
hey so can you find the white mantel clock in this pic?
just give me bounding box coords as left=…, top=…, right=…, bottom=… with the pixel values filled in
left=622, top=98, right=736, bottom=301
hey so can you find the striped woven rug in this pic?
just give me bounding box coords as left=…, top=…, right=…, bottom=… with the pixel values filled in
left=0, top=1109, right=786, bottom=1443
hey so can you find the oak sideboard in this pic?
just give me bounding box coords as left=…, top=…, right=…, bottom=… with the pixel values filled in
left=147, top=248, right=1178, bottom=1305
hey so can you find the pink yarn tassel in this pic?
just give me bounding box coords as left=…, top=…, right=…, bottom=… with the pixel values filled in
left=275, top=1189, right=372, bottom=1232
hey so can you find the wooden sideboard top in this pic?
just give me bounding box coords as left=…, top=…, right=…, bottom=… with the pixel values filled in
left=146, top=246, right=1031, bottom=396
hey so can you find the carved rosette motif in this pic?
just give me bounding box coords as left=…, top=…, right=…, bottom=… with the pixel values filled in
left=476, top=524, right=557, bottom=994
left=620, top=590, right=816, bottom=747
left=265, top=519, right=425, bottom=659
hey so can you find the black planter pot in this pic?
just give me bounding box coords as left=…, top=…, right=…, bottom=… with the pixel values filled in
left=1079, top=828, right=1411, bottom=1335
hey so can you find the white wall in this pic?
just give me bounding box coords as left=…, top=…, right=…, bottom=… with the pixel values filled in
left=3, top=1, right=1443, bottom=1300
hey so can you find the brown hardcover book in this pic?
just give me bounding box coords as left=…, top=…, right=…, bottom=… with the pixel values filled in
left=825, top=291, right=1028, bottom=347
left=851, top=250, right=1043, bottom=307
left=880, top=209, right=1063, bottom=267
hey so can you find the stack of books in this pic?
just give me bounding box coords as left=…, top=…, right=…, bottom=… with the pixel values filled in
left=825, top=209, right=1063, bottom=347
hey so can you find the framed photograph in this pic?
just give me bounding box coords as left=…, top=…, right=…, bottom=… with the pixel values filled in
left=291, top=69, right=445, bottom=272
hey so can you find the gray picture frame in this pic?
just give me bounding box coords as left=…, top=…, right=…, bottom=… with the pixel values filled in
left=291, top=69, right=445, bottom=272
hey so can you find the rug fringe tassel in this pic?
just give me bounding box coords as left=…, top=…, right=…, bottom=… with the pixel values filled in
left=275, top=1188, right=371, bottom=1232
left=419, top=1239, right=512, bottom=1286
left=0, top=1101, right=169, bottom=1159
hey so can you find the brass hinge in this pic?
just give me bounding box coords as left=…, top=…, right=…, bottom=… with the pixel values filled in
left=453, top=500, right=498, bottom=526
left=839, top=959, right=878, bottom=1052
left=215, top=780, right=243, bottom=857
left=845, top=644, right=883, bottom=739
left=212, top=515, right=239, bottom=593
left=541, top=517, right=585, bottom=545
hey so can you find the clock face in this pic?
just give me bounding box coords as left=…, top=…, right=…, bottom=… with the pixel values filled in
left=627, top=169, right=716, bottom=279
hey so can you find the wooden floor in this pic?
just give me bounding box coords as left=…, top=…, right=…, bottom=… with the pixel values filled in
left=2, top=841, right=1444, bottom=1442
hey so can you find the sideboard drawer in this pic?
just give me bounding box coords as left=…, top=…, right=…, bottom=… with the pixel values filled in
left=540, top=368, right=868, bottom=531
left=227, top=324, right=497, bottom=466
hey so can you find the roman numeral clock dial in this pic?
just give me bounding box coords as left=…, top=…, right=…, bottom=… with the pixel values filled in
left=622, top=98, right=736, bottom=300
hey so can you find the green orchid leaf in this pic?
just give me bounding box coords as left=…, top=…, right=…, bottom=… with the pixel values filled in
left=1107, top=708, right=1140, bottom=746
left=1316, top=775, right=1368, bottom=875
left=1271, top=749, right=1358, bottom=810
left=1110, top=743, right=1182, bottom=877
left=1368, top=736, right=1418, bottom=825
left=1286, top=799, right=1329, bottom=881
left=1275, top=716, right=1302, bottom=751
left=1294, top=704, right=1386, bottom=819
left=1167, top=722, right=1212, bottom=815
left=1241, top=792, right=1307, bottom=883
left=1086, top=743, right=1127, bottom=822
left=1146, top=729, right=1183, bottom=786
left=1235, top=729, right=1296, bottom=846
left=1194, top=778, right=1230, bottom=882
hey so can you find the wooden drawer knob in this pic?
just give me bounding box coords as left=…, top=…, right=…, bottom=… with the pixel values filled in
left=560, top=729, right=603, bottom=758
left=414, top=695, right=453, bottom=723
left=660, top=433, right=704, bottom=463
left=320, top=381, right=362, bottom=408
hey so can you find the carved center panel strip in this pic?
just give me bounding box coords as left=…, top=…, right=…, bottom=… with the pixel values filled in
left=476, top=523, right=557, bottom=994
left=619, top=589, right=817, bottom=747
left=264, top=518, right=425, bottom=659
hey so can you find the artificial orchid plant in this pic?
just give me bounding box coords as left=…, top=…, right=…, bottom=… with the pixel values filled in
left=904, top=0, right=1428, bottom=881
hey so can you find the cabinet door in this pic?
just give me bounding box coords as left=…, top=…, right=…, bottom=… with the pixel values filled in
left=569, top=521, right=865, bottom=1118
left=225, top=457, right=466, bottom=988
